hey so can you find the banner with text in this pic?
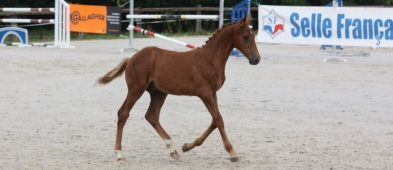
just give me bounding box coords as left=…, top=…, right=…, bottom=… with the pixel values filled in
left=257, top=5, right=393, bottom=47
left=70, top=4, right=121, bottom=34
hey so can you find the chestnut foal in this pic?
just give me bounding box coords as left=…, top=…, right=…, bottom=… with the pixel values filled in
left=97, top=15, right=260, bottom=162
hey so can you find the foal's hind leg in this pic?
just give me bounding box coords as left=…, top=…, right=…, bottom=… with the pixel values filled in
left=114, top=87, right=145, bottom=162
left=145, top=90, right=179, bottom=159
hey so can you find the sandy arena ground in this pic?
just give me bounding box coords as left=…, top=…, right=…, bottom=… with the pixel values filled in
left=0, top=36, right=392, bottom=169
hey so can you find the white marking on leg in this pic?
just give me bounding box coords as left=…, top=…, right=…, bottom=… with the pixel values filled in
left=114, top=150, right=124, bottom=159
left=164, top=139, right=176, bottom=153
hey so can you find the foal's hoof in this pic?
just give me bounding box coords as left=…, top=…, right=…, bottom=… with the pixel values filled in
left=230, top=157, right=239, bottom=162
left=117, top=158, right=126, bottom=162
left=170, top=150, right=179, bottom=159
left=182, top=143, right=188, bottom=152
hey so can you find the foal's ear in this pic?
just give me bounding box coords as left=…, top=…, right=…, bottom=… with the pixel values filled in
left=240, top=15, right=252, bottom=28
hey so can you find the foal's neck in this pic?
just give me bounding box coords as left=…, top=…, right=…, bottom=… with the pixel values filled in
left=202, top=26, right=235, bottom=69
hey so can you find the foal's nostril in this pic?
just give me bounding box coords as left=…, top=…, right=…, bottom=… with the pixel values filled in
left=254, top=58, right=260, bottom=64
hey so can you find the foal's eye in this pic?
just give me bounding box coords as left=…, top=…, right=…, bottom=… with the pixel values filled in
left=243, top=36, right=249, bottom=41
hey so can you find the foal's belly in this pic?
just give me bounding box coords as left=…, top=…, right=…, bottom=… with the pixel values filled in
left=152, top=66, right=197, bottom=96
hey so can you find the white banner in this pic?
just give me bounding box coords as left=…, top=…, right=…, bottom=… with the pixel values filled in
left=257, top=5, right=393, bottom=47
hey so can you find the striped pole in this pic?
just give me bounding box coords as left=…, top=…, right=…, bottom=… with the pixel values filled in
left=0, top=19, right=54, bottom=23
left=126, top=14, right=219, bottom=20
left=0, top=8, right=55, bottom=12
left=127, top=25, right=197, bottom=49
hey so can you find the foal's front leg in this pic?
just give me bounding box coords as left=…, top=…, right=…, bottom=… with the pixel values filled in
left=182, top=120, right=216, bottom=152
left=183, top=92, right=239, bottom=162
left=182, top=93, right=218, bottom=152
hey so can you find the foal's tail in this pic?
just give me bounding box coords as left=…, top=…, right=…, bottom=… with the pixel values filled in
left=96, top=58, right=129, bottom=85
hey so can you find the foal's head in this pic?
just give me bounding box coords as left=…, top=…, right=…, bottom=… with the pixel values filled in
left=232, top=15, right=261, bottom=65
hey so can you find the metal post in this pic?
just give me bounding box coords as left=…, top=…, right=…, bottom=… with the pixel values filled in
left=66, top=2, right=71, bottom=47
left=323, top=0, right=346, bottom=62
left=59, top=3, right=64, bottom=47
left=129, top=0, right=134, bottom=47
left=195, top=4, right=201, bottom=33
left=219, top=0, right=224, bottom=28
left=121, top=0, right=139, bottom=52
left=54, top=0, right=58, bottom=46
left=247, top=0, right=250, bottom=15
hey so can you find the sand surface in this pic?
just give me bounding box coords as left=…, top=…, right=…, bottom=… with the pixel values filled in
left=0, top=37, right=392, bottom=169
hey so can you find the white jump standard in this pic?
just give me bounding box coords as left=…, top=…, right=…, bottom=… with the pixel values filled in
left=0, top=0, right=73, bottom=48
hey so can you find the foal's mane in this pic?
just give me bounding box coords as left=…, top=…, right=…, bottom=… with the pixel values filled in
left=201, top=22, right=237, bottom=48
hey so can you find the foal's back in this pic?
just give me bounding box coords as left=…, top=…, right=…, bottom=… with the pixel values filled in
left=126, top=46, right=208, bottom=95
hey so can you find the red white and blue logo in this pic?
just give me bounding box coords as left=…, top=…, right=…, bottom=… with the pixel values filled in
left=262, top=9, right=284, bottom=39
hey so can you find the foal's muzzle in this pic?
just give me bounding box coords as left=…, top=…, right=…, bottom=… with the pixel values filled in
left=248, top=54, right=261, bottom=65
